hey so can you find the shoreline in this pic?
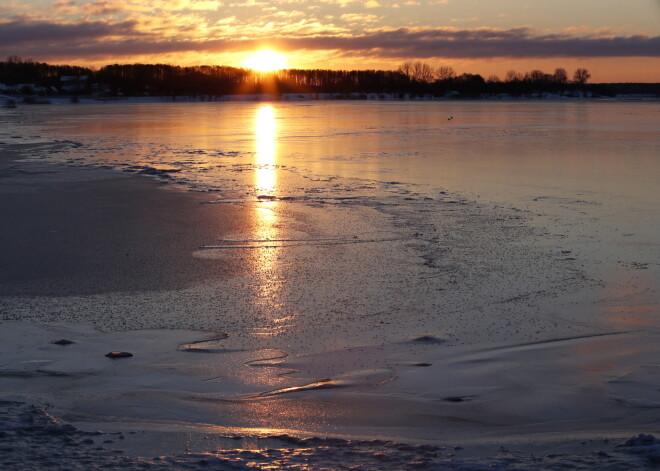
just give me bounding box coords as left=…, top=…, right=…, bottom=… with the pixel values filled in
left=3, top=399, right=659, bottom=471
left=2, top=317, right=660, bottom=467
left=3, top=92, right=660, bottom=107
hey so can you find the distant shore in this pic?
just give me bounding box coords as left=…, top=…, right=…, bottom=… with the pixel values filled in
left=2, top=59, right=659, bottom=105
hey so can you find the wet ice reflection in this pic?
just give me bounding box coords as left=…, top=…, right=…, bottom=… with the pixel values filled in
left=252, top=105, right=282, bottom=322
left=255, top=105, right=277, bottom=196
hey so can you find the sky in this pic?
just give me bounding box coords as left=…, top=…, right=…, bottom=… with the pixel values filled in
left=1, top=0, right=659, bottom=81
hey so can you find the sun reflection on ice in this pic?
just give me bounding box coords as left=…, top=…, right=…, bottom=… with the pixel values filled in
left=252, top=105, right=282, bottom=318
left=255, top=105, right=277, bottom=195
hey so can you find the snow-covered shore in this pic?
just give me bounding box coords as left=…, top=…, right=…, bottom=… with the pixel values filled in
left=2, top=91, right=658, bottom=108
left=3, top=399, right=660, bottom=470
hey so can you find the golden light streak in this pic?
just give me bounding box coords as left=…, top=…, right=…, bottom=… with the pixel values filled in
left=255, top=104, right=277, bottom=195
left=252, top=105, right=280, bottom=311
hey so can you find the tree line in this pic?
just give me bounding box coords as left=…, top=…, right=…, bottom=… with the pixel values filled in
left=1, top=56, right=657, bottom=99
left=396, top=61, right=591, bottom=85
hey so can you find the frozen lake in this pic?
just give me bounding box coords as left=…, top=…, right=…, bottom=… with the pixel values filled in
left=1, top=100, right=659, bottom=468
left=5, top=100, right=658, bottom=323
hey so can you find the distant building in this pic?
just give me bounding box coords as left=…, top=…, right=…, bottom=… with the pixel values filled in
left=60, top=75, right=89, bottom=93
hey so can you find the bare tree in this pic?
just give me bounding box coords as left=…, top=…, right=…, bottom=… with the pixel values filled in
left=505, top=69, right=523, bottom=82
left=526, top=69, right=547, bottom=82
left=573, top=68, right=591, bottom=85
left=436, top=65, right=456, bottom=81
left=397, top=62, right=414, bottom=80
left=553, top=68, right=568, bottom=84
left=487, top=74, right=501, bottom=83
left=411, top=61, right=435, bottom=82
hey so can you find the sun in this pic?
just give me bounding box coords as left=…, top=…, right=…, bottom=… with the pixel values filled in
left=241, top=50, right=288, bottom=72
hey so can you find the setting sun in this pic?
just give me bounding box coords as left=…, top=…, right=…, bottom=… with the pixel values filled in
left=241, top=50, right=288, bottom=72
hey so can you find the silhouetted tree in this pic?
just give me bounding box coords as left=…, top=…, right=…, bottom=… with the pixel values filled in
left=553, top=68, right=568, bottom=85
left=526, top=69, right=549, bottom=83
left=436, top=65, right=456, bottom=81
left=397, top=62, right=414, bottom=81
left=5, top=59, right=647, bottom=99
left=413, top=62, right=434, bottom=82
left=0, top=59, right=90, bottom=89
left=398, top=61, right=435, bottom=82
left=573, top=68, right=591, bottom=85
left=505, top=69, right=523, bottom=82
left=453, top=73, right=485, bottom=94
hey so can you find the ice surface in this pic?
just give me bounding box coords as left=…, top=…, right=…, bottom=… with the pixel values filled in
left=1, top=100, right=659, bottom=468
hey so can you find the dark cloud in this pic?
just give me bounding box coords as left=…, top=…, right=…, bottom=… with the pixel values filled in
left=286, top=28, right=660, bottom=59
left=0, top=19, right=140, bottom=46
left=1, top=21, right=659, bottom=62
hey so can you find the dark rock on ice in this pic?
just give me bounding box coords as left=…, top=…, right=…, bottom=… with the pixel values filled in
left=411, top=334, right=445, bottom=344
left=443, top=396, right=472, bottom=403
left=52, top=339, right=75, bottom=345
left=105, top=351, right=133, bottom=359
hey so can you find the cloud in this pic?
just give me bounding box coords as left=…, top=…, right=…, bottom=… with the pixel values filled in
left=0, top=19, right=141, bottom=46
left=287, top=27, right=660, bottom=59
left=184, top=0, right=222, bottom=11
left=340, top=13, right=381, bottom=24
left=450, top=17, right=479, bottom=23
left=52, top=0, right=77, bottom=11
left=1, top=22, right=659, bottom=63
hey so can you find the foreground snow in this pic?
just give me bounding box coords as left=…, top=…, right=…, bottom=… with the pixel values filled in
left=2, top=401, right=660, bottom=470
